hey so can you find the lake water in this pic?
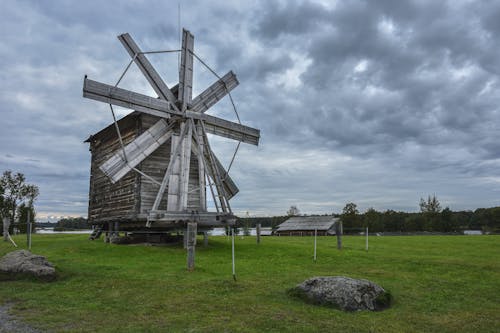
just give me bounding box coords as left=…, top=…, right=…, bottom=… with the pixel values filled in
left=37, top=228, right=92, bottom=234
left=36, top=227, right=272, bottom=236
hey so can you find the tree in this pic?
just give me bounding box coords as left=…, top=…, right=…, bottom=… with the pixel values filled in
left=287, top=205, right=300, bottom=216
left=419, top=195, right=442, bottom=213
left=341, top=202, right=360, bottom=232
left=0, top=170, right=39, bottom=233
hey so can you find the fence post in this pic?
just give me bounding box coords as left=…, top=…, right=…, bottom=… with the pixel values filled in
left=313, top=228, right=317, bottom=262
left=256, top=223, right=261, bottom=244
left=336, top=221, right=343, bottom=250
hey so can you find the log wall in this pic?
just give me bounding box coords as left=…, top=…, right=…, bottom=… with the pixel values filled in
left=87, top=114, right=140, bottom=224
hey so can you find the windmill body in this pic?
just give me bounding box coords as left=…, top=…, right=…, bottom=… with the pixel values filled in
left=83, top=29, right=259, bottom=234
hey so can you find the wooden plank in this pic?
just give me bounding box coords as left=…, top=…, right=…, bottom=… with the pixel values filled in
left=195, top=121, right=206, bottom=210
left=179, top=29, right=194, bottom=109
left=191, top=71, right=239, bottom=113
left=83, top=78, right=172, bottom=118
left=200, top=125, right=229, bottom=212
left=186, top=222, right=197, bottom=271
left=178, top=122, right=192, bottom=210
left=84, top=77, right=260, bottom=145
left=199, top=112, right=260, bottom=145
left=151, top=122, right=188, bottom=212
left=99, top=119, right=175, bottom=183
left=210, top=150, right=239, bottom=199
left=118, top=33, right=179, bottom=109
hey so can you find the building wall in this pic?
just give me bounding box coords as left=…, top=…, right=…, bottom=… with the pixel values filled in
left=275, top=230, right=332, bottom=236
left=138, top=114, right=204, bottom=213
left=87, top=115, right=140, bottom=224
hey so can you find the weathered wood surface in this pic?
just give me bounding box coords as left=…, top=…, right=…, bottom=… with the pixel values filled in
left=99, top=119, right=175, bottom=183
left=186, top=222, right=197, bottom=271
left=118, top=33, right=179, bottom=107
left=191, top=71, right=239, bottom=113
left=83, top=77, right=260, bottom=145
left=179, top=29, right=194, bottom=109
left=190, top=140, right=238, bottom=200
left=87, top=115, right=139, bottom=223
left=178, top=122, right=193, bottom=210
left=195, top=121, right=206, bottom=210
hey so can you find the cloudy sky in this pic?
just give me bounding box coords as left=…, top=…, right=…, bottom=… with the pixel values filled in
left=1, top=0, right=500, bottom=219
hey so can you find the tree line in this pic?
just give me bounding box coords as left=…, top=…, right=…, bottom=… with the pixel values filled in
left=339, top=196, right=500, bottom=233
left=238, top=196, right=500, bottom=233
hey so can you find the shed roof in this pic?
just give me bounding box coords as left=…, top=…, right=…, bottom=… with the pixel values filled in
left=276, top=216, right=338, bottom=231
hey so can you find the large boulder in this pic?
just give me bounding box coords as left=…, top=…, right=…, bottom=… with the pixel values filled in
left=289, top=276, right=391, bottom=311
left=0, top=250, right=56, bottom=281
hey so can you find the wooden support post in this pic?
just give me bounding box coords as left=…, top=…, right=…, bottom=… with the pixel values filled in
left=336, top=221, right=343, bottom=250
left=106, top=222, right=112, bottom=243
left=203, top=231, right=208, bottom=247
left=256, top=223, right=261, bottom=244
left=186, top=222, right=197, bottom=271
left=313, top=229, right=317, bottom=262
left=114, top=222, right=119, bottom=237
left=183, top=228, right=188, bottom=249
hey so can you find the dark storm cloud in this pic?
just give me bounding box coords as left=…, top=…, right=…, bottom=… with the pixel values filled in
left=1, top=0, right=499, bottom=218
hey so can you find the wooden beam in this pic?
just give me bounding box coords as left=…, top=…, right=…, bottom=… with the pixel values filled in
left=186, top=222, right=197, bottom=271
left=83, top=77, right=172, bottom=118
left=200, top=113, right=260, bottom=145
left=179, top=29, right=194, bottom=110
left=178, top=121, right=192, bottom=210
left=191, top=142, right=239, bottom=200
left=200, top=124, right=230, bottom=213
left=191, top=71, right=239, bottom=113
left=118, top=33, right=179, bottom=109
left=195, top=120, right=206, bottom=211
left=83, top=77, right=260, bottom=145
left=152, top=121, right=189, bottom=211
left=99, top=119, right=175, bottom=183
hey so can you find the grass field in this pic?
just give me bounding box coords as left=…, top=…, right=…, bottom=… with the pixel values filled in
left=1, top=234, right=499, bottom=332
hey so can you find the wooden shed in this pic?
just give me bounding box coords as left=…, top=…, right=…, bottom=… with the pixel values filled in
left=274, top=216, right=338, bottom=236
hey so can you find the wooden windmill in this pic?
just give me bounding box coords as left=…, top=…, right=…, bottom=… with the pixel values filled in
left=83, top=29, right=259, bottom=237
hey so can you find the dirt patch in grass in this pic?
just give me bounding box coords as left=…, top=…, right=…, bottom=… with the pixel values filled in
left=0, top=303, right=41, bottom=333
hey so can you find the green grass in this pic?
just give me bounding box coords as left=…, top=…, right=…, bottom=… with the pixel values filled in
left=1, top=234, right=499, bottom=332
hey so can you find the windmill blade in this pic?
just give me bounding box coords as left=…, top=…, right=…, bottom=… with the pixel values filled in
left=199, top=113, right=260, bottom=146
left=118, top=33, right=179, bottom=109
left=179, top=29, right=194, bottom=109
left=100, top=119, right=176, bottom=183
left=191, top=71, right=239, bottom=113
left=84, top=77, right=260, bottom=145
left=191, top=140, right=239, bottom=200
left=83, top=77, right=173, bottom=119
left=209, top=149, right=239, bottom=199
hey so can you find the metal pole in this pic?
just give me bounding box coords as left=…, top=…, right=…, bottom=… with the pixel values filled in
left=313, top=228, right=317, bottom=262
left=232, top=227, right=236, bottom=281
left=366, top=226, right=369, bottom=251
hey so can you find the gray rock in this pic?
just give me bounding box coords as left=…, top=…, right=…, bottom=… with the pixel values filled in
left=289, top=276, right=391, bottom=311
left=0, top=250, right=56, bottom=281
